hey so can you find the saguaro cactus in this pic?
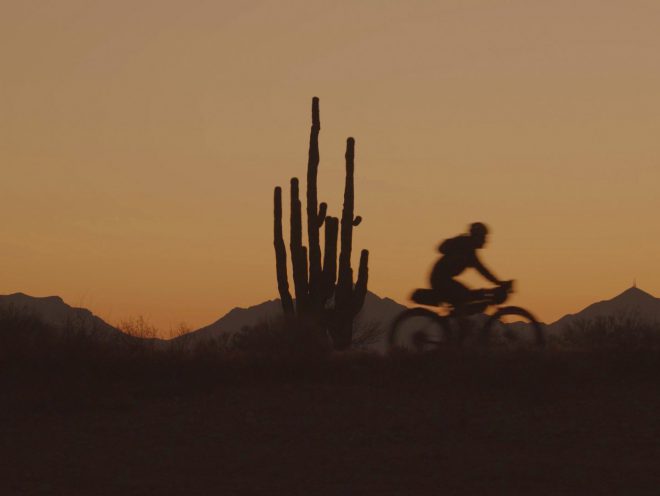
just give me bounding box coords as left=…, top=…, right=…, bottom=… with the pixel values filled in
left=273, top=97, right=369, bottom=350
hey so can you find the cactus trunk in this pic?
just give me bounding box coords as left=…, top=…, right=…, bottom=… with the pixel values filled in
left=306, top=97, right=324, bottom=311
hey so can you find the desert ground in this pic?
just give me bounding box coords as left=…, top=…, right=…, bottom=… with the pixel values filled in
left=2, top=349, right=660, bottom=496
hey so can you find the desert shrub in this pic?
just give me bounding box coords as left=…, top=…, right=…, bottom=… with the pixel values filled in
left=560, top=311, right=660, bottom=350
left=230, top=316, right=333, bottom=359
left=0, top=305, right=118, bottom=381
left=350, top=320, right=386, bottom=350
left=0, top=304, right=58, bottom=363
left=116, top=316, right=161, bottom=353
left=232, top=317, right=387, bottom=355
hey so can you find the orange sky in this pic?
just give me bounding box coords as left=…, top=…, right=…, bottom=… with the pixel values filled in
left=1, top=1, right=659, bottom=335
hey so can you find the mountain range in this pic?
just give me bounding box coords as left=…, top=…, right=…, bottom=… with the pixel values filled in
left=545, top=286, right=660, bottom=334
left=173, top=291, right=405, bottom=351
left=0, top=292, right=126, bottom=340
left=1, top=286, right=659, bottom=347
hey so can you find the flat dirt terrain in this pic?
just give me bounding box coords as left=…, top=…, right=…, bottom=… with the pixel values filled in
left=2, top=351, right=660, bottom=495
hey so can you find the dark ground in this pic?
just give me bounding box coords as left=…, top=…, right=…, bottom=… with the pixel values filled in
left=2, top=351, right=660, bottom=495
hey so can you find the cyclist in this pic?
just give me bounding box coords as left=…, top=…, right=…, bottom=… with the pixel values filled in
left=430, top=222, right=510, bottom=315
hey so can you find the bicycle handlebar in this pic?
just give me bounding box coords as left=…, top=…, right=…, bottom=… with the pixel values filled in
left=499, top=280, right=514, bottom=292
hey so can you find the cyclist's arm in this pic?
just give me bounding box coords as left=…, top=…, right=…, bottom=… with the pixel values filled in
left=473, top=255, right=501, bottom=285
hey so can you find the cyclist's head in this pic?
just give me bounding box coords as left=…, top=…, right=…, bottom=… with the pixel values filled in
left=469, top=222, right=489, bottom=247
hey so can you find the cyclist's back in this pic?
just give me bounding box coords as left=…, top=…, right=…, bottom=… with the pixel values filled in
left=429, top=222, right=504, bottom=309
left=431, top=234, right=477, bottom=282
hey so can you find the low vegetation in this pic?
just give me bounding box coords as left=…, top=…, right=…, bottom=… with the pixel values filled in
left=2, top=304, right=660, bottom=378
left=558, top=311, right=660, bottom=350
left=3, top=306, right=660, bottom=494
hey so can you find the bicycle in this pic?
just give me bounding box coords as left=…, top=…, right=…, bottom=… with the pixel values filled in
left=388, top=281, right=544, bottom=351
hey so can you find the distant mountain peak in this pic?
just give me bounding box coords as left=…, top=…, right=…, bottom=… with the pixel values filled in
left=613, top=286, right=656, bottom=302
left=0, top=292, right=124, bottom=340
left=177, top=290, right=407, bottom=347
left=8, top=292, right=63, bottom=303
left=548, top=285, right=660, bottom=333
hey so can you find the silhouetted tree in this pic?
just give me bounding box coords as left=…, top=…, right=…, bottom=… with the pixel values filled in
left=273, top=97, right=369, bottom=350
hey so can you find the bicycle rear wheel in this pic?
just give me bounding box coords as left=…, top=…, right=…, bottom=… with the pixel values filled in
left=481, top=306, right=545, bottom=348
left=388, top=308, right=452, bottom=352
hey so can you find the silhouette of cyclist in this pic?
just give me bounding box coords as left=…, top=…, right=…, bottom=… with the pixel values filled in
left=430, top=222, right=511, bottom=314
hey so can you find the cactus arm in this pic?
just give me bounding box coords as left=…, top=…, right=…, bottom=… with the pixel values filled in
left=337, top=137, right=356, bottom=295
left=321, top=216, right=339, bottom=299
left=274, top=187, right=294, bottom=315
left=290, top=177, right=309, bottom=313
left=317, top=202, right=327, bottom=228
left=329, top=138, right=360, bottom=350
left=352, top=249, right=369, bottom=316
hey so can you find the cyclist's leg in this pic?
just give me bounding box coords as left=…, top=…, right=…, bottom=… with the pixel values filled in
left=467, top=285, right=508, bottom=310
left=460, top=284, right=493, bottom=315
left=431, top=278, right=468, bottom=306
left=439, top=280, right=477, bottom=342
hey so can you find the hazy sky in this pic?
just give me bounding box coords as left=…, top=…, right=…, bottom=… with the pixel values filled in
left=2, top=1, right=659, bottom=334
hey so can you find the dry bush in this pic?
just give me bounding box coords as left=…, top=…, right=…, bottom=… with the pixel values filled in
left=170, top=322, right=191, bottom=339
left=560, top=311, right=660, bottom=350
left=233, top=316, right=387, bottom=354
left=117, top=315, right=159, bottom=340
left=0, top=304, right=57, bottom=363
left=350, top=320, right=386, bottom=350
left=230, top=316, right=332, bottom=359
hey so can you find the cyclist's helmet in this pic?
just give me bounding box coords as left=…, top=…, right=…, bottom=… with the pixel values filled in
left=469, top=222, right=489, bottom=237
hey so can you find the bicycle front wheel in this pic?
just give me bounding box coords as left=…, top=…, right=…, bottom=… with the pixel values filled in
left=388, top=308, right=452, bottom=352
left=481, top=306, right=545, bottom=348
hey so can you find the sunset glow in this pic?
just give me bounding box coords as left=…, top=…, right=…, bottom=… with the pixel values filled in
left=2, top=1, right=659, bottom=334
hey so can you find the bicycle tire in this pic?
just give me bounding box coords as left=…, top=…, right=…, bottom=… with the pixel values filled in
left=388, top=307, right=452, bottom=352
left=481, top=306, right=545, bottom=348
